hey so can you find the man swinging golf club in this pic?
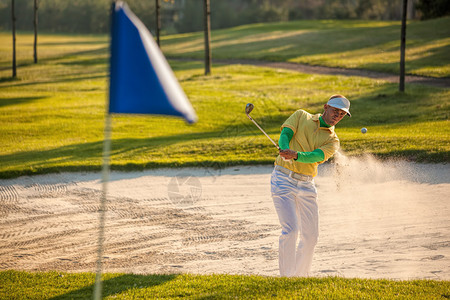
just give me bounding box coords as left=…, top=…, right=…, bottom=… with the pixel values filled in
left=271, top=94, right=351, bottom=277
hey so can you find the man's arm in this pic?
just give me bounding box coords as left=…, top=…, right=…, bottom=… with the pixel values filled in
left=279, top=127, right=325, bottom=163
left=279, top=127, right=293, bottom=150
left=296, top=149, right=325, bottom=163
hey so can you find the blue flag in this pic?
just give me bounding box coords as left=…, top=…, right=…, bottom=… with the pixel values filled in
left=109, top=1, right=197, bottom=123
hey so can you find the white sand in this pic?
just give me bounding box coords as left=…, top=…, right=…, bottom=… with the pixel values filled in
left=0, top=156, right=449, bottom=280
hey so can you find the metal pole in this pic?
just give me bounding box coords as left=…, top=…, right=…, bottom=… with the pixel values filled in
left=93, top=3, right=116, bottom=297
left=93, top=113, right=112, bottom=300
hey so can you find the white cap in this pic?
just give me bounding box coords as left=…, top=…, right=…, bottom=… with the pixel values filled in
left=327, top=97, right=351, bottom=117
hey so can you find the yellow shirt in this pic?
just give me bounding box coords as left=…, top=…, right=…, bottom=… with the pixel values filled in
left=275, top=109, right=340, bottom=177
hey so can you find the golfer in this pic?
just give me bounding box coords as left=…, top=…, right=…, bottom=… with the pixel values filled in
left=271, top=94, right=351, bottom=277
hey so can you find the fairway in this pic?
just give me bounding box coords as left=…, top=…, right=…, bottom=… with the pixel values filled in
left=0, top=16, right=449, bottom=299
left=0, top=28, right=449, bottom=178
left=161, top=17, right=450, bottom=78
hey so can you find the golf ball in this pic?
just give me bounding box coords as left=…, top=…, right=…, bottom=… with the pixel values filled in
left=361, top=127, right=367, bottom=134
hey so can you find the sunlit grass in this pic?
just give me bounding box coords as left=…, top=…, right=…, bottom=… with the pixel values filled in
left=161, top=17, right=450, bottom=78
left=0, top=31, right=449, bottom=178
left=1, top=270, right=449, bottom=299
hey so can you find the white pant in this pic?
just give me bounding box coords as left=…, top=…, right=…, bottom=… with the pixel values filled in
left=271, top=168, right=319, bottom=277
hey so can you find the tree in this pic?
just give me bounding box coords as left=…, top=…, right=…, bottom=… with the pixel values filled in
left=33, top=0, right=38, bottom=63
left=203, top=0, right=211, bottom=75
left=11, top=0, right=16, bottom=77
left=399, top=0, right=408, bottom=92
left=416, top=0, right=450, bottom=19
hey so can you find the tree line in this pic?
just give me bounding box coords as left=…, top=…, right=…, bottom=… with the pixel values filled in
left=1, top=0, right=449, bottom=34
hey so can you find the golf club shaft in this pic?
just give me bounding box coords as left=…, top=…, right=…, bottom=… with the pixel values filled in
left=247, top=115, right=280, bottom=150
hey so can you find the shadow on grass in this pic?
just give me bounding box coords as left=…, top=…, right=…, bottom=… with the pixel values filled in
left=359, top=43, right=450, bottom=78
left=38, top=40, right=107, bottom=47
left=7, top=74, right=106, bottom=88
left=167, top=24, right=403, bottom=62
left=0, top=47, right=109, bottom=72
left=169, top=59, right=204, bottom=72
left=60, top=57, right=108, bottom=66
left=49, top=274, right=177, bottom=300
left=0, top=118, right=284, bottom=179
left=0, top=96, right=49, bottom=108
left=0, top=76, right=20, bottom=84
left=166, top=18, right=450, bottom=78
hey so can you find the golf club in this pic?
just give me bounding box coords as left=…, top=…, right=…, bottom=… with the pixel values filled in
left=245, top=103, right=280, bottom=150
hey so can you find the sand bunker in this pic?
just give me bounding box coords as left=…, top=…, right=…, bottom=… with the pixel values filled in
left=0, top=156, right=448, bottom=280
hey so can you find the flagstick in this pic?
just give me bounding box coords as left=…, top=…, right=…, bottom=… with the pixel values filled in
left=93, top=113, right=112, bottom=300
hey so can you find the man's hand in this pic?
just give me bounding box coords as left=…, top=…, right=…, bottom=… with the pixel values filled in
left=279, top=149, right=298, bottom=161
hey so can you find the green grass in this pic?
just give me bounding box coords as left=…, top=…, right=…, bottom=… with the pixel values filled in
left=0, top=29, right=449, bottom=178
left=0, top=24, right=449, bottom=298
left=1, top=271, right=449, bottom=299
left=161, top=17, right=450, bottom=78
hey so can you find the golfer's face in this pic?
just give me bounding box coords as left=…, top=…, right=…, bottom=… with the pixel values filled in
left=323, top=104, right=347, bottom=126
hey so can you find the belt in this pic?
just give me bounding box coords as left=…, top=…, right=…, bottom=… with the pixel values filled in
left=275, top=165, right=313, bottom=182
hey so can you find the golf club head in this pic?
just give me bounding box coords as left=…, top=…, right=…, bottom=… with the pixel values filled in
left=245, top=103, right=254, bottom=115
